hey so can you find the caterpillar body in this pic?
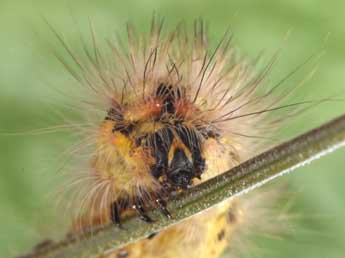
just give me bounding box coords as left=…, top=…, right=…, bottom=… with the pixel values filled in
left=60, top=18, right=299, bottom=258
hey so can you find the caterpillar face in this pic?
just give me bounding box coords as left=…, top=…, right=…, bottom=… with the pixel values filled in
left=105, top=83, right=207, bottom=190
left=93, top=80, right=221, bottom=223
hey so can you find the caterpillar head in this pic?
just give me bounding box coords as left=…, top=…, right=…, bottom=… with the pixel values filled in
left=103, top=82, right=212, bottom=190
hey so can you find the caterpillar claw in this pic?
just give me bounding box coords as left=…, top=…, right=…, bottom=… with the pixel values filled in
left=133, top=203, right=155, bottom=223
left=156, top=197, right=172, bottom=219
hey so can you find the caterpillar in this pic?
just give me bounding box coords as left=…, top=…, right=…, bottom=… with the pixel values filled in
left=54, top=17, right=311, bottom=258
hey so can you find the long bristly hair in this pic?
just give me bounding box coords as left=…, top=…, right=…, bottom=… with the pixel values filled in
left=47, top=16, right=315, bottom=246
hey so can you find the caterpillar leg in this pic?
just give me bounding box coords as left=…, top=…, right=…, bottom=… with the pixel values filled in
left=109, top=191, right=172, bottom=225
left=107, top=200, right=237, bottom=258
left=155, top=197, right=172, bottom=219
left=133, top=200, right=155, bottom=223
left=110, top=202, right=122, bottom=227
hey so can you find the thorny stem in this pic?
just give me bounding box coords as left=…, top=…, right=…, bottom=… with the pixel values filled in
left=16, top=114, right=345, bottom=258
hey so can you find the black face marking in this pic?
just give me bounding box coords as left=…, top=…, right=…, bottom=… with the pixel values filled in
left=167, top=148, right=194, bottom=188
left=143, top=125, right=206, bottom=188
left=149, top=129, right=173, bottom=179
left=156, top=84, right=181, bottom=114
left=176, top=126, right=206, bottom=177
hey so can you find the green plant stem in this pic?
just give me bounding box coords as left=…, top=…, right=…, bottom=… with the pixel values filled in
left=16, top=114, right=345, bottom=258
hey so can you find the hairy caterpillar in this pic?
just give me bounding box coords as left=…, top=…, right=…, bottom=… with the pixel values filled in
left=49, top=17, right=316, bottom=258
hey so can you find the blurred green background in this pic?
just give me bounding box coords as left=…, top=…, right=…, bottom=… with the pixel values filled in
left=0, top=0, right=345, bottom=257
